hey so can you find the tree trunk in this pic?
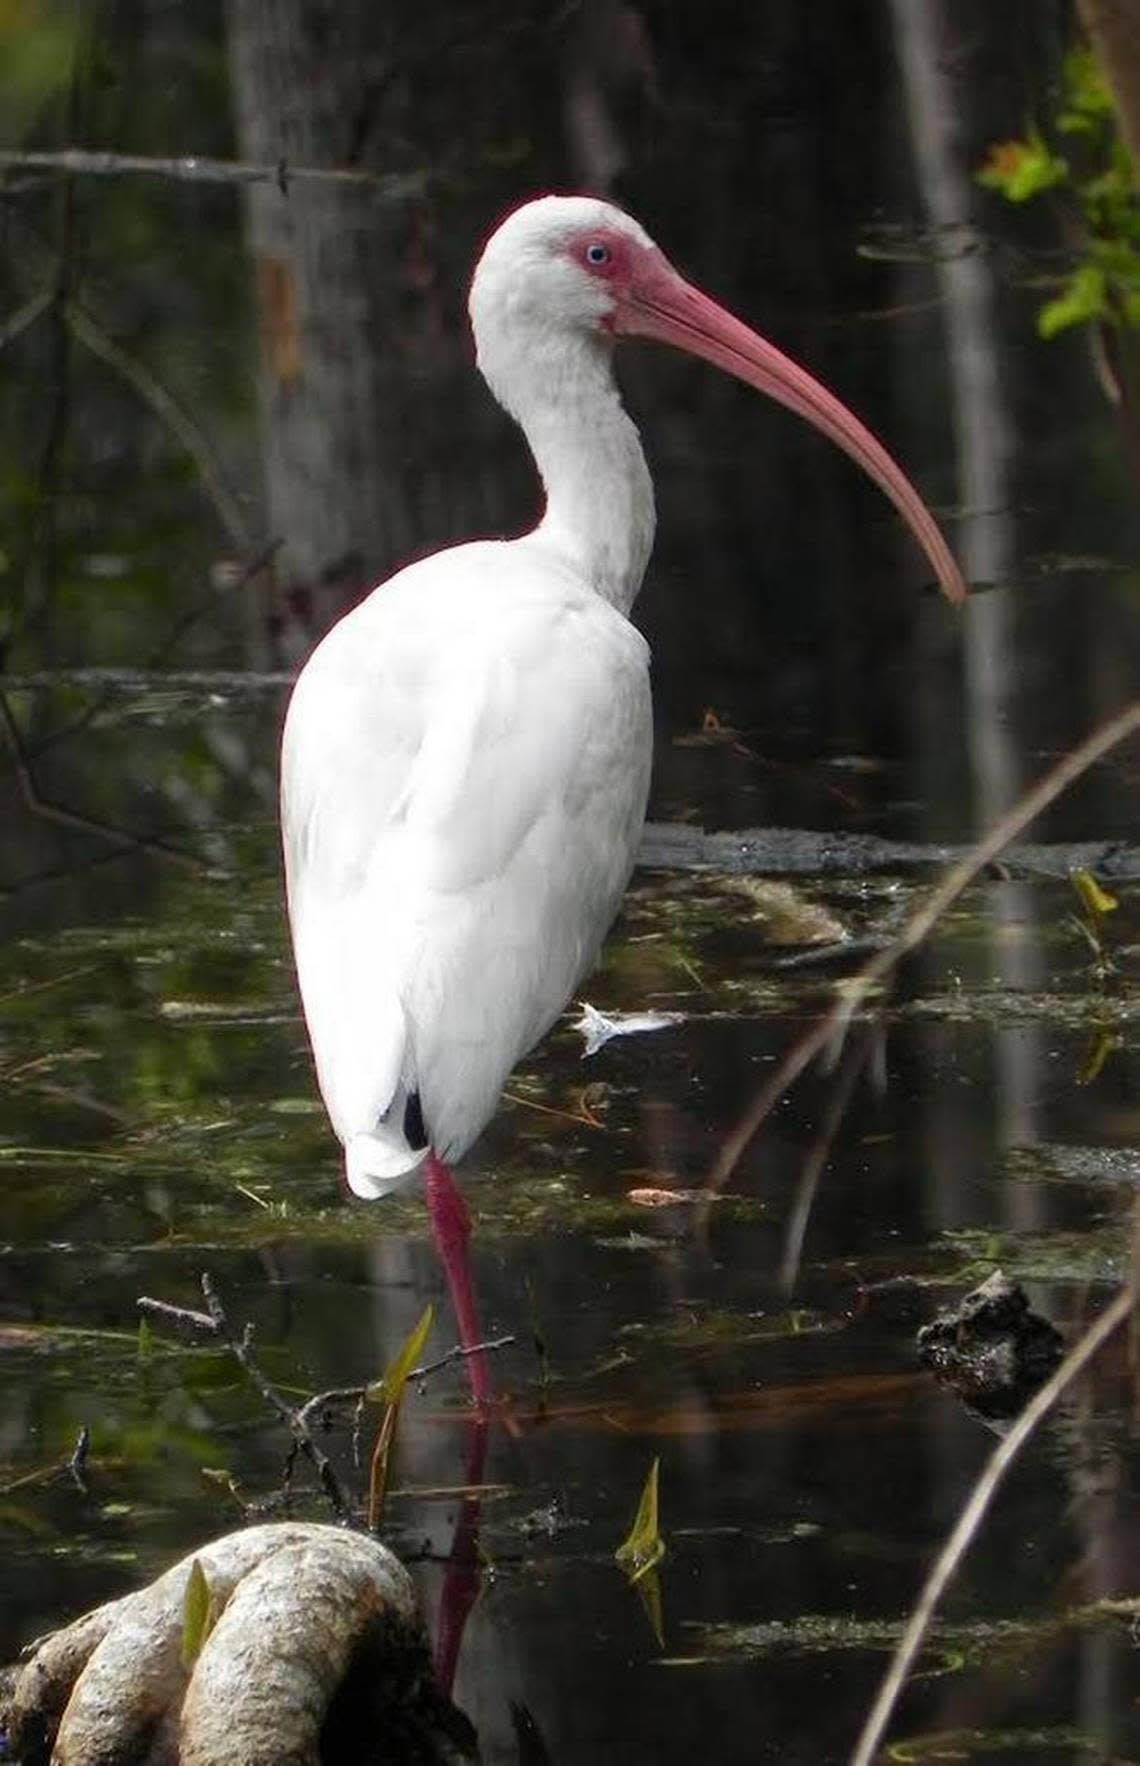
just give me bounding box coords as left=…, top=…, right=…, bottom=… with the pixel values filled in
left=224, top=1, right=453, bottom=660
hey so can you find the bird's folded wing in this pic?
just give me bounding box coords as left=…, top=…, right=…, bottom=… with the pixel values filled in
left=281, top=543, right=651, bottom=1157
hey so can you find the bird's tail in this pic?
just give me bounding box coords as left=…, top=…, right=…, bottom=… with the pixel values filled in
left=345, top=1130, right=428, bottom=1199
left=344, top=1079, right=431, bottom=1199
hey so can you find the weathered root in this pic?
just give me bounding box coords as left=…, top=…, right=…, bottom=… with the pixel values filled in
left=4, top=1522, right=477, bottom=1765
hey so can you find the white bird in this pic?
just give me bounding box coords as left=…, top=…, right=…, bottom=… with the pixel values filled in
left=281, top=195, right=966, bottom=1400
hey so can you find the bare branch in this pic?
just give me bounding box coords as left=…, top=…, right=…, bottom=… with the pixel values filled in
left=411, top=1334, right=516, bottom=1383
left=63, top=299, right=253, bottom=554
left=0, top=689, right=209, bottom=873
left=296, top=1335, right=517, bottom=1430
left=0, top=289, right=53, bottom=353
left=0, top=147, right=426, bottom=199
left=197, top=1275, right=354, bottom=1521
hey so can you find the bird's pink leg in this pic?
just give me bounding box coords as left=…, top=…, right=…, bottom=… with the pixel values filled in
left=423, top=1153, right=491, bottom=1407
left=433, top=1415, right=488, bottom=1692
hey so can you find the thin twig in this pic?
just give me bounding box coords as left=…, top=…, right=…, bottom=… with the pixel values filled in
left=198, top=1274, right=353, bottom=1520
left=296, top=1386, right=369, bottom=1429
left=849, top=1282, right=1135, bottom=1766
left=778, top=1032, right=873, bottom=1294
left=0, top=689, right=209, bottom=871
left=502, top=1089, right=605, bottom=1130
left=68, top=1425, right=90, bottom=1494
left=0, top=838, right=184, bottom=899
left=412, top=1334, right=516, bottom=1383
left=138, top=1279, right=353, bottom=1519
left=705, top=700, right=1140, bottom=1200
left=31, top=1080, right=130, bottom=1124
left=137, top=1295, right=221, bottom=1336
left=296, top=1334, right=516, bottom=1429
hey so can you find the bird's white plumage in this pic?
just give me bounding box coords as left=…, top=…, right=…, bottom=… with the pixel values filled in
left=283, top=191, right=965, bottom=1227
left=282, top=534, right=652, bottom=1194
left=283, top=194, right=965, bottom=1201
left=283, top=196, right=661, bottom=1197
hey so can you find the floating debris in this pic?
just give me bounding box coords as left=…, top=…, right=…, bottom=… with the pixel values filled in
left=917, top=1270, right=1064, bottom=1424
left=627, top=1186, right=712, bottom=1208
left=572, top=1002, right=685, bottom=1057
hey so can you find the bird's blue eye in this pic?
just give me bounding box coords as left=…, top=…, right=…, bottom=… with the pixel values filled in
left=585, top=242, right=611, bottom=266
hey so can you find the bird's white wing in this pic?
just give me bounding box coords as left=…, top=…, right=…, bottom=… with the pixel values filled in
left=281, top=539, right=652, bottom=1179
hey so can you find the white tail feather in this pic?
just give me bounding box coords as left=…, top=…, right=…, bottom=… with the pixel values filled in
left=345, top=1132, right=428, bottom=1199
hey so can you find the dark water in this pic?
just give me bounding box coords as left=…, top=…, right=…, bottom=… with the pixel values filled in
left=3, top=4, right=1140, bottom=1764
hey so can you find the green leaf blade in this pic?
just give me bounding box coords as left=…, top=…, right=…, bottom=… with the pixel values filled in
left=615, top=1456, right=665, bottom=1584
left=365, top=1302, right=434, bottom=1408
left=181, top=1557, right=214, bottom=1668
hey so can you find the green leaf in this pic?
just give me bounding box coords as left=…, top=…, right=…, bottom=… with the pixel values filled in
left=615, top=1456, right=665, bottom=1584
left=977, top=134, right=1068, bottom=203
left=1071, top=868, right=1118, bottom=921
left=633, top=1565, right=666, bottom=1647
left=365, top=1304, right=435, bottom=1530
left=181, top=1557, right=215, bottom=1667
left=1077, top=1027, right=1121, bottom=1086
left=137, top=1316, right=152, bottom=1359
left=1038, top=265, right=1108, bottom=338
left=365, top=1303, right=434, bottom=1407
left=1061, top=45, right=1114, bottom=122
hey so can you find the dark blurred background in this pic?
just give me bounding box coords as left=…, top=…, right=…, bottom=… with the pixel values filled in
left=0, top=0, right=1136, bottom=904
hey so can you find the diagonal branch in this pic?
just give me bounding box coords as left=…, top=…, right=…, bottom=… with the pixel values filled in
left=63, top=298, right=253, bottom=554
left=0, top=289, right=54, bottom=353
left=849, top=1281, right=1136, bottom=1766
left=0, top=689, right=208, bottom=872
left=704, top=698, right=1140, bottom=1201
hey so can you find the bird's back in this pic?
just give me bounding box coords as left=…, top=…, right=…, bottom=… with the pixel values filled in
left=281, top=536, right=652, bottom=1193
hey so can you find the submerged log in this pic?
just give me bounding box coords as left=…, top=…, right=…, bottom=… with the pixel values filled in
left=638, top=821, right=1140, bottom=879
left=3, top=1523, right=477, bottom=1765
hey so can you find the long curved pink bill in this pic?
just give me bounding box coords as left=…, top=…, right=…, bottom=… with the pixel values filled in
left=617, top=258, right=968, bottom=607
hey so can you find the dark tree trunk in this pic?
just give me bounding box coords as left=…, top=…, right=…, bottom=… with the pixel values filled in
left=224, top=1, right=462, bottom=660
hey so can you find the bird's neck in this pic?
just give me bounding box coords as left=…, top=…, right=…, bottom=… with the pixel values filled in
left=491, top=335, right=656, bottom=616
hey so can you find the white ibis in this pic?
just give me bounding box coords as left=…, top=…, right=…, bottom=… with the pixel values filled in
left=281, top=195, right=966, bottom=1402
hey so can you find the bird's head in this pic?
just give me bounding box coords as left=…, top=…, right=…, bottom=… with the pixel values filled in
left=469, top=195, right=967, bottom=607
left=469, top=195, right=658, bottom=345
